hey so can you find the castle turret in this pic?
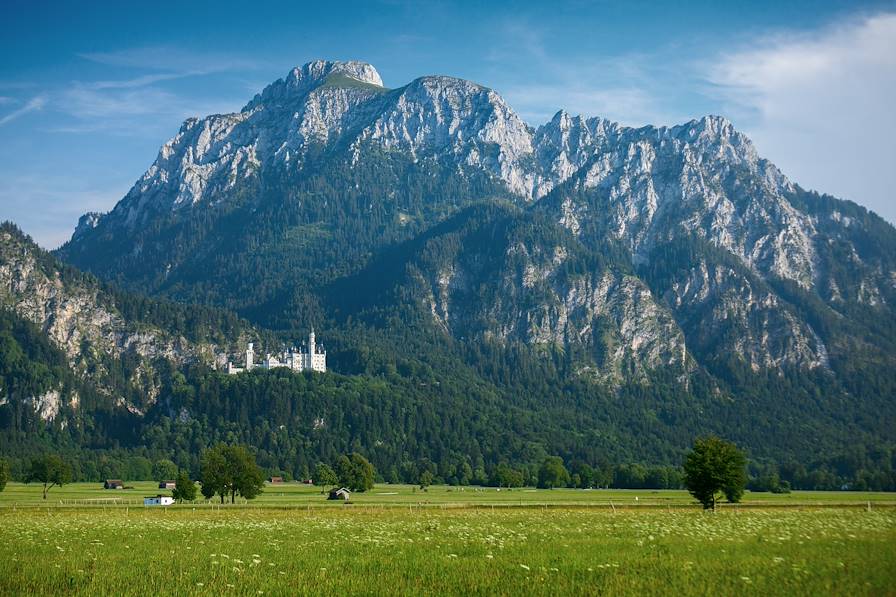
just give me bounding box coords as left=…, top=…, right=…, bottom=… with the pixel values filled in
left=246, top=342, right=255, bottom=370
left=308, top=328, right=316, bottom=355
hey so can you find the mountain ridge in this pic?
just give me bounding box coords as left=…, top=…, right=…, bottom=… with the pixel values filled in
left=43, top=60, right=896, bottom=480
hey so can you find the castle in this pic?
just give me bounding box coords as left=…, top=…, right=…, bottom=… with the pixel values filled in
left=227, top=329, right=326, bottom=374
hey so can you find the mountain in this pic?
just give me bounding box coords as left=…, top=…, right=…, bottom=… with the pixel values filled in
left=0, top=222, right=261, bottom=425
left=41, top=60, right=896, bottom=485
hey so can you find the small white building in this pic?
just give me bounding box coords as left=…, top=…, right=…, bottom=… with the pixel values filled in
left=144, top=495, right=175, bottom=507
left=227, top=329, right=326, bottom=374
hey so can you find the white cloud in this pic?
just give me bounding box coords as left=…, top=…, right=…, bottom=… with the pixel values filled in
left=78, top=46, right=260, bottom=73
left=0, top=95, right=47, bottom=126
left=0, top=174, right=129, bottom=249
left=485, top=17, right=694, bottom=127
left=706, top=12, right=896, bottom=223
left=501, top=84, right=682, bottom=128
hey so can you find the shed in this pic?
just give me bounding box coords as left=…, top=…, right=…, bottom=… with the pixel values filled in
left=144, top=495, right=174, bottom=507
left=159, top=480, right=176, bottom=490
left=328, top=487, right=351, bottom=501
left=269, top=476, right=284, bottom=484
left=104, top=479, right=124, bottom=489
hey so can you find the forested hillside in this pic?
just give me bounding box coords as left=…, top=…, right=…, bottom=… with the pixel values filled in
left=2, top=61, right=893, bottom=490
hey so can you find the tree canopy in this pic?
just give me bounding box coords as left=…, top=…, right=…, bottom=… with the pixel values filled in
left=683, top=436, right=747, bottom=510
left=335, top=453, right=376, bottom=492
left=0, top=458, right=9, bottom=492
left=314, top=463, right=338, bottom=488
left=152, top=459, right=178, bottom=483
left=171, top=470, right=197, bottom=502
left=200, top=444, right=264, bottom=504
left=537, top=456, right=571, bottom=489
left=25, top=454, right=71, bottom=499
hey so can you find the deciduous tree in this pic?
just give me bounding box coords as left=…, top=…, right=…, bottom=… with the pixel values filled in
left=683, top=436, right=747, bottom=510
left=335, top=453, right=376, bottom=492
left=538, top=456, right=570, bottom=489
left=314, top=463, right=338, bottom=488
left=152, top=459, right=178, bottom=483
left=0, top=458, right=9, bottom=492
left=200, top=444, right=264, bottom=504
left=26, top=454, right=71, bottom=499
left=171, top=470, right=197, bottom=502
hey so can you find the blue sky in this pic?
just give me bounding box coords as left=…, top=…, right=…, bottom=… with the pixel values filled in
left=1, top=0, right=894, bottom=248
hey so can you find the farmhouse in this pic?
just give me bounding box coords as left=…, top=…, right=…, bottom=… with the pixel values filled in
left=227, top=329, right=326, bottom=374
left=144, top=495, right=175, bottom=507
left=104, top=479, right=124, bottom=489
left=328, top=487, right=351, bottom=501
left=159, top=480, right=176, bottom=489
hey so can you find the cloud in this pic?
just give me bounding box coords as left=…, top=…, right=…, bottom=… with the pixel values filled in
left=484, top=17, right=693, bottom=127
left=0, top=174, right=128, bottom=249
left=705, top=12, right=896, bottom=222
left=88, top=71, right=203, bottom=90
left=0, top=95, right=47, bottom=126
left=79, top=46, right=260, bottom=73
left=501, top=84, right=683, bottom=129
left=47, top=83, right=242, bottom=136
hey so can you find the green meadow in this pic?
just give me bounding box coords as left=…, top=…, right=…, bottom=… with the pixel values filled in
left=1, top=483, right=894, bottom=595
left=2, top=481, right=895, bottom=508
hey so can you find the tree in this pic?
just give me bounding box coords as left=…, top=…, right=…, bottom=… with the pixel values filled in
left=492, top=463, right=524, bottom=488
left=335, top=453, right=376, bottom=492
left=171, top=470, right=197, bottom=502
left=200, top=444, right=265, bottom=504
left=538, top=456, right=570, bottom=489
left=26, top=454, right=72, bottom=500
left=683, top=436, right=747, bottom=510
left=0, top=458, right=9, bottom=492
left=314, top=463, right=338, bottom=488
left=419, top=470, right=434, bottom=489
left=201, top=446, right=230, bottom=503
left=152, top=459, right=178, bottom=483
left=228, top=445, right=265, bottom=502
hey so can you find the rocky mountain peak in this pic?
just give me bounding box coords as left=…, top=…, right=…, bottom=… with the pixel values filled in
left=243, top=60, right=384, bottom=111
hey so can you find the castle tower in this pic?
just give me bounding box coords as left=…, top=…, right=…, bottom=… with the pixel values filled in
left=308, top=327, right=316, bottom=355
left=246, top=342, right=255, bottom=370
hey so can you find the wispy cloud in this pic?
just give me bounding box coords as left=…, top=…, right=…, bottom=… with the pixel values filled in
left=79, top=46, right=261, bottom=73
left=0, top=95, right=47, bottom=126
left=704, top=11, right=896, bottom=221
left=0, top=174, right=129, bottom=249
left=88, top=71, right=205, bottom=90
left=48, top=84, right=242, bottom=136
left=484, top=17, right=693, bottom=127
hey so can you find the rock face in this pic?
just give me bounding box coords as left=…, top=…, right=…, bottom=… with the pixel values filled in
left=59, top=60, right=896, bottom=387
left=0, top=224, right=252, bottom=416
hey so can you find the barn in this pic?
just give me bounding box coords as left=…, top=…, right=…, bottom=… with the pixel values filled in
left=328, top=487, right=351, bottom=501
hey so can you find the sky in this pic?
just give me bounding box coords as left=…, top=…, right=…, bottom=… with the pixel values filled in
left=1, top=0, right=894, bottom=248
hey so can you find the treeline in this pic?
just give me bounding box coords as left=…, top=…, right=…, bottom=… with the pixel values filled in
left=2, top=358, right=894, bottom=491
left=3, top=446, right=893, bottom=492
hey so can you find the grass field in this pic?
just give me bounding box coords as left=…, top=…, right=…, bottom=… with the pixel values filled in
left=2, top=481, right=895, bottom=508
left=1, top=484, right=894, bottom=595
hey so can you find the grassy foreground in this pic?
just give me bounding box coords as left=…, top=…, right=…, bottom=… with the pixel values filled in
left=1, top=504, right=894, bottom=595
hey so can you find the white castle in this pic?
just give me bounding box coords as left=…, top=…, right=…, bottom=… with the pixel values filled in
left=227, top=329, right=326, bottom=374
